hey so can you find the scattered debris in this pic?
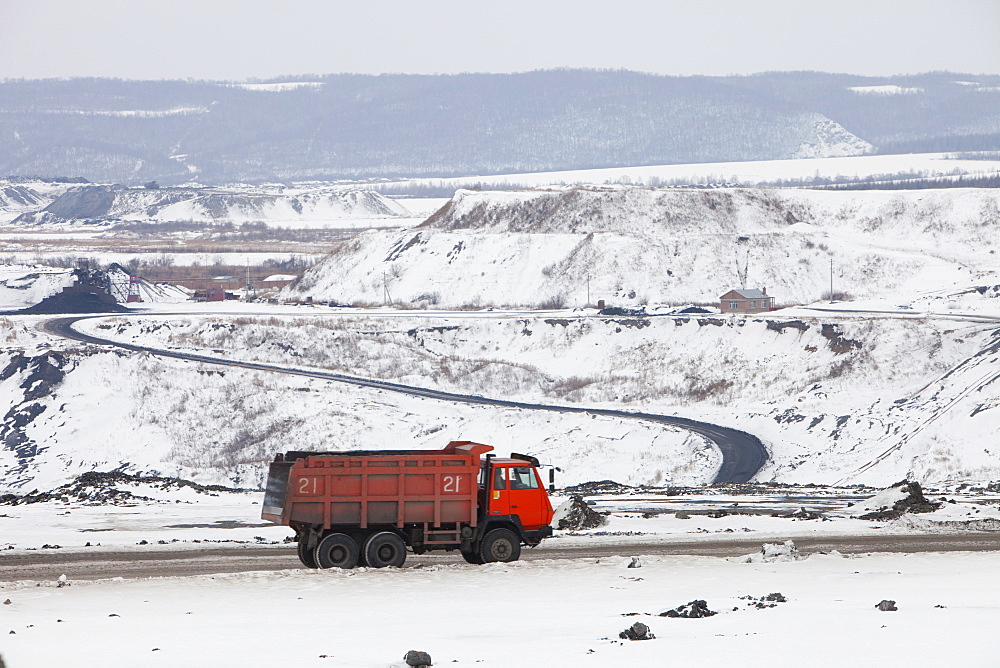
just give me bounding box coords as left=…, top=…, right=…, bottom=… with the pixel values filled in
left=619, top=621, right=655, bottom=640
left=553, top=494, right=608, bottom=530
left=773, top=507, right=822, bottom=520
left=659, top=600, right=717, bottom=618
left=876, top=600, right=897, bottom=612
left=739, top=593, right=787, bottom=609
left=404, top=649, right=433, bottom=666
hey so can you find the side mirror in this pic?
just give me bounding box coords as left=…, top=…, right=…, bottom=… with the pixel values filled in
left=548, top=468, right=556, bottom=493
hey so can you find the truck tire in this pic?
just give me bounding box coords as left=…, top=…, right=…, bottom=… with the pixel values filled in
left=479, top=528, right=521, bottom=563
left=460, top=548, right=484, bottom=565
left=363, top=532, right=407, bottom=568
left=297, top=538, right=319, bottom=568
left=314, top=532, right=360, bottom=569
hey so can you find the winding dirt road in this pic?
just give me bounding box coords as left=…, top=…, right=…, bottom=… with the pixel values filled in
left=42, top=314, right=769, bottom=483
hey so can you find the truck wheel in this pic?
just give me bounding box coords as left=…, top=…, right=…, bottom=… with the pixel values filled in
left=297, top=538, right=319, bottom=568
left=479, top=528, right=521, bottom=563
left=363, top=532, right=407, bottom=568
left=460, top=548, right=484, bottom=565
left=314, top=532, right=360, bottom=569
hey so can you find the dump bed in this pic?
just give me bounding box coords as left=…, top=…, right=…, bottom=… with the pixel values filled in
left=262, top=441, right=493, bottom=530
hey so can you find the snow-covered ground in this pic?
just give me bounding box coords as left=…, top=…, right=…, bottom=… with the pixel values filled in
left=379, top=152, right=1000, bottom=190
left=6, top=549, right=997, bottom=667
left=2, top=487, right=999, bottom=667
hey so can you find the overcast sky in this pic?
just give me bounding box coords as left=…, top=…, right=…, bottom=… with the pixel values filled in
left=2, top=0, right=999, bottom=81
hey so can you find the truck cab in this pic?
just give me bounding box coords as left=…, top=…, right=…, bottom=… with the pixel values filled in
left=484, top=457, right=553, bottom=533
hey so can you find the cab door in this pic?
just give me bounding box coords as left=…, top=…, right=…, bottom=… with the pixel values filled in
left=488, top=465, right=511, bottom=516
left=505, top=465, right=551, bottom=530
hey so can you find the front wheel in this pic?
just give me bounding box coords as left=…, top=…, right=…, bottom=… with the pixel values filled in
left=314, top=532, right=360, bottom=569
left=479, top=528, right=521, bottom=563
left=363, top=532, right=407, bottom=568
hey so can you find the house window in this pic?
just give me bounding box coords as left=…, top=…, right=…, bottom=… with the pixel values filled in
left=729, top=301, right=738, bottom=309
left=751, top=301, right=757, bottom=308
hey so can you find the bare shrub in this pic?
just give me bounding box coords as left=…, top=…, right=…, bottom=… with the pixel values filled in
left=538, top=294, right=567, bottom=309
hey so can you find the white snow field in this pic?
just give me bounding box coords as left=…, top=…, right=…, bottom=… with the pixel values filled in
left=2, top=486, right=999, bottom=667
left=2, top=544, right=998, bottom=667
left=381, top=151, right=1000, bottom=190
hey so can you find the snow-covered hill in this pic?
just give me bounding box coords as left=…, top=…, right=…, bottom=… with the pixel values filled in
left=287, top=186, right=1000, bottom=308
left=0, top=266, right=78, bottom=310
left=1, top=304, right=992, bottom=493
left=11, top=184, right=415, bottom=228
left=0, top=180, right=75, bottom=223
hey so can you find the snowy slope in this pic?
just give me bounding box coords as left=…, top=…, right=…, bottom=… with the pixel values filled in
left=0, top=180, right=73, bottom=224
left=14, top=306, right=990, bottom=489
left=12, top=184, right=416, bottom=229
left=0, top=316, right=718, bottom=494
left=0, top=266, right=77, bottom=310
left=287, top=186, right=1000, bottom=308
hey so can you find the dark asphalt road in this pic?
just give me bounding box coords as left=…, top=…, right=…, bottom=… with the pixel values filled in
left=4, top=532, right=1000, bottom=581
left=42, top=314, right=769, bottom=483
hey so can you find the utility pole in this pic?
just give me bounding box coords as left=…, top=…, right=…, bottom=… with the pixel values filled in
left=383, top=271, right=392, bottom=306
left=587, top=274, right=591, bottom=307
left=829, top=257, right=834, bottom=301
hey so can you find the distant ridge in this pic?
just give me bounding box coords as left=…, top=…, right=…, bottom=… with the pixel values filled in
left=1, top=70, right=998, bottom=185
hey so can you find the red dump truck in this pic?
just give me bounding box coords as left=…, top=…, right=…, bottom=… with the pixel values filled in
left=261, top=441, right=555, bottom=568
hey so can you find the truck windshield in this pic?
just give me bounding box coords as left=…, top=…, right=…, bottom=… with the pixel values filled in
left=509, top=467, right=539, bottom=490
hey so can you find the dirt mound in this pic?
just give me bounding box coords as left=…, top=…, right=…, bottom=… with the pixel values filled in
left=562, top=480, right=636, bottom=495
left=856, top=480, right=941, bottom=521
left=554, top=494, right=608, bottom=530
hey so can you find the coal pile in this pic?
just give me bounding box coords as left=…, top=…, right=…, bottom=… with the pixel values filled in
left=659, top=600, right=717, bottom=618
left=17, top=290, right=129, bottom=315
left=857, top=480, right=941, bottom=521
left=403, top=649, right=432, bottom=666
left=619, top=622, right=655, bottom=640
left=554, top=494, right=608, bottom=530
left=562, top=480, right=637, bottom=495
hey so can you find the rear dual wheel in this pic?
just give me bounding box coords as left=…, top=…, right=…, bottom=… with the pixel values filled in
left=297, top=537, right=319, bottom=569
left=363, top=531, right=407, bottom=568
left=315, top=532, right=360, bottom=569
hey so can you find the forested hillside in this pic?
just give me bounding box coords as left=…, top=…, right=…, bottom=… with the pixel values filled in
left=1, top=70, right=998, bottom=185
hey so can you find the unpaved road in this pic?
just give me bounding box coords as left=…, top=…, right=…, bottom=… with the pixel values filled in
left=42, top=314, right=768, bottom=483
left=4, top=533, right=1000, bottom=581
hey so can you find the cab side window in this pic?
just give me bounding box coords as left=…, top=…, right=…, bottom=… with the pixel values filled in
left=509, top=467, right=539, bottom=490
left=492, top=467, right=507, bottom=490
